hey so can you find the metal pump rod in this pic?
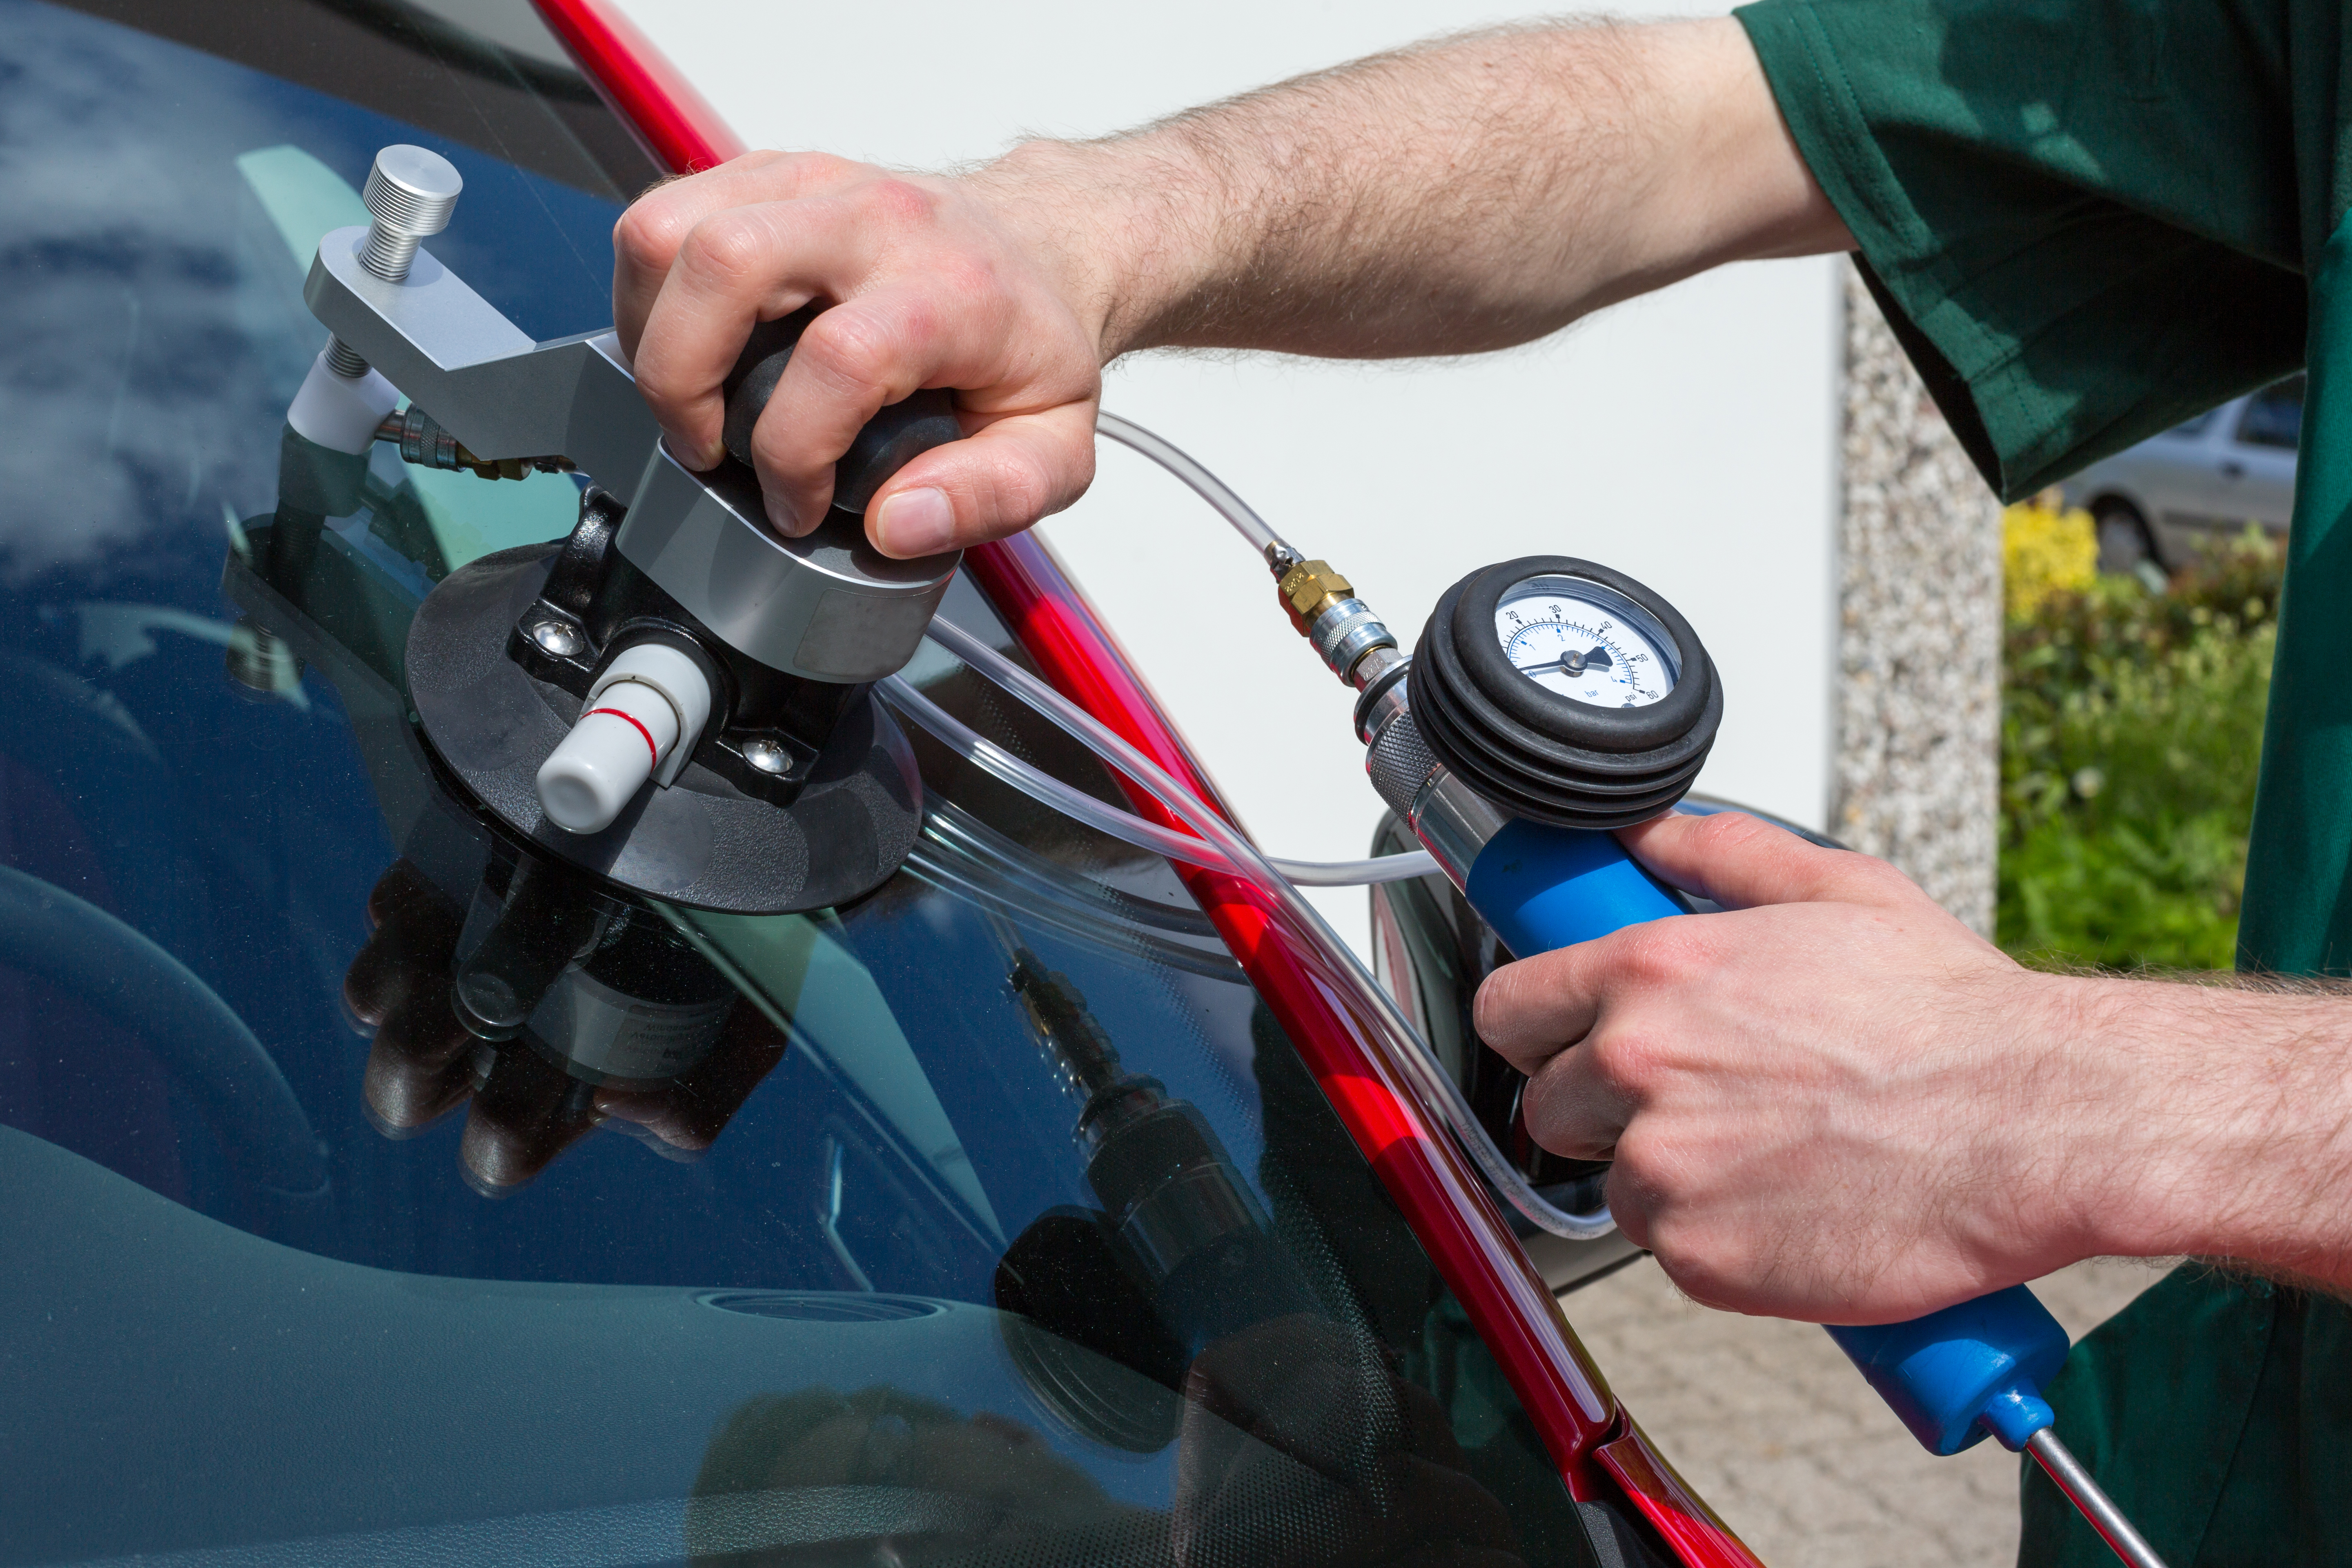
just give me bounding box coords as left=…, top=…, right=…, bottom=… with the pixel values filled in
left=2028, top=1429, right=2170, bottom=1568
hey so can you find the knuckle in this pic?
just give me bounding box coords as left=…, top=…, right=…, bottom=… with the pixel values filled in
left=929, top=252, right=1002, bottom=307
left=629, top=353, right=695, bottom=406
left=777, top=149, right=853, bottom=183
left=1585, top=1023, right=1661, bottom=1096
left=680, top=212, right=773, bottom=290
left=1038, top=434, right=1098, bottom=511
left=798, top=309, right=904, bottom=392
left=747, top=418, right=821, bottom=481
left=1691, top=808, right=1767, bottom=861
left=982, top=454, right=1057, bottom=529
left=861, top=176, right=941, bottom=230
left=1613, top=924, right=1697, bottom=988
left=612, top=200, right=690, bottom=272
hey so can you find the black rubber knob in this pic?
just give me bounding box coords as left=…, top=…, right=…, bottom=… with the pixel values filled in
left=719, top=307, right=962, bottom=513
left=1408, top=555, right=1722, bottom=830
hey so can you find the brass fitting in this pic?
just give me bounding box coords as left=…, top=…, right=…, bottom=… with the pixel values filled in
left=374, top=407, right=574, bottom=482
left=1272, top=555, right=1399, bottom=686
left=1276, top=559, right=1356, bottom=638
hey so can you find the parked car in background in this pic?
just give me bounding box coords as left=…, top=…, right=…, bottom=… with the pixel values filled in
left=2062, top=376, right=2303, bottom=573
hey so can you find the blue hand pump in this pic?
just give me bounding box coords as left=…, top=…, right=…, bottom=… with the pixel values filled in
left=1278, top=550, right=2167, bottom=1568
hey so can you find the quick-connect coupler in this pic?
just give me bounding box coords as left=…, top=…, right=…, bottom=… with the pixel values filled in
left=1270, top=546, right=1397, bottom=687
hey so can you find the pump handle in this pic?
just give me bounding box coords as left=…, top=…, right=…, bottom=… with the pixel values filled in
left=720, top=308, right=963, bottom=513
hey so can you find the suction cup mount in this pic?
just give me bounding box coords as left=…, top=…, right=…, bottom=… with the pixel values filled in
left=295, top=152, right=969, bottom=912
left=406, top=530, right=924, bottom=915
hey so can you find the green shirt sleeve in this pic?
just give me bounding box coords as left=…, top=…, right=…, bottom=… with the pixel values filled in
left=1735, top=0, right=2311, bottom=501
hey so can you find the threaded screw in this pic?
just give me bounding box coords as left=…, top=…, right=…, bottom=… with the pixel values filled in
left=324, top=145, right=463, bottom=380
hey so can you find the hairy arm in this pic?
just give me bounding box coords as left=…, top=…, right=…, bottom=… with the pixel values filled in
left=612, top=17, right=1847, bottom=552
left=997, top=17, right=1847, bottom=361
left=2062, top=969, right=2352, bottom=1296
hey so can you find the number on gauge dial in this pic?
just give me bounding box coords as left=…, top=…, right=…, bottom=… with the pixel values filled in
left=1493, top=577, right=1675, bottom=708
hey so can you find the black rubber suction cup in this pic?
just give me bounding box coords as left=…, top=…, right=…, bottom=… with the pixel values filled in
left=1409, top=555, right=1722, bottom=829
left=406, top=544, right=921, bottom=914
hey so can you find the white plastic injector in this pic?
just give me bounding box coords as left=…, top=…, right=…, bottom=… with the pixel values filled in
left=535, top=643, right=713, bottom=835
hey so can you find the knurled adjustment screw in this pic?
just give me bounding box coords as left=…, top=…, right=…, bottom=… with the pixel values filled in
left=325, top=145, right=462, bottom=379
left=358, top=145, right=462, bottom=282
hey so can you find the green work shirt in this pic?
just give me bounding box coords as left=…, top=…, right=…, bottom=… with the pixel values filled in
left=1733, top=1, right=2352, bottom=1561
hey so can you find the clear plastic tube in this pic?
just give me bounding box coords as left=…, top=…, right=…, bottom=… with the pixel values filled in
left=1269, top=853, right=1440, bottom=887
left=878, top=674, right=1439, bottom=886
left=922, top=614, right=1615, bottom=1243
left=1096, top=410, right=1296, bottom=559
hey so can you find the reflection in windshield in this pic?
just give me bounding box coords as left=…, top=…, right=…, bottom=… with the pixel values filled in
left=0, top=4, right=1600, bottom=1566
left=349, top=852, right=790, bottom=1196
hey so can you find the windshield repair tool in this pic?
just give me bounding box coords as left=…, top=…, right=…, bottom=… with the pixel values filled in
left=1250, top=500, right=2167, bottom=1568
left=288, top=145, right=962, bottom=915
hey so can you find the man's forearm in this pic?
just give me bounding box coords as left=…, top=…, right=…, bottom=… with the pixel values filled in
left=975, top=17, right=1851, bottom=364
left=2063, top=972, right=2352, bottom=1294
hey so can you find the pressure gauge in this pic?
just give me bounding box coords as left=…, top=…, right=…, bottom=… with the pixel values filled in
left=1493, top=574, right=1679, bottom=709
left=1407, top=556, right=1722, bottom=829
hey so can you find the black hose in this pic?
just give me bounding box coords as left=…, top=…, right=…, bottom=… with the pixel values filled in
left=0, top=864, right=327, bottom=1200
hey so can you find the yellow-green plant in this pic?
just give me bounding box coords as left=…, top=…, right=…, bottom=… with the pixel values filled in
left=2002, top=491, right=2098, bottom=619
left=1998, top=528, right=2281, bottom=971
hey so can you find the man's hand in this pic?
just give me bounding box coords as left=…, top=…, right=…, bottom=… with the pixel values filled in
left=609, top=20, right=1849, bottom=557
left=612, top=151, right=1107, bottom=555
left=1474, top=811, right=2352, bottom=1323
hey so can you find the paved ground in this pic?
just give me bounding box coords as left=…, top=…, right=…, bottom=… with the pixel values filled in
left=1562, top=1256, right=2171, bottom=1567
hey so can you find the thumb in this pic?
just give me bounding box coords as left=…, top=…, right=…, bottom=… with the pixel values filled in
left=866, top=401, right=1098, bottom=557
left=1617, top=809, right=1924, bottom=913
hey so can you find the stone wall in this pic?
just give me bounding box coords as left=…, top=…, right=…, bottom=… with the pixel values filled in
left=1833, top=269, right=2004, bottom=937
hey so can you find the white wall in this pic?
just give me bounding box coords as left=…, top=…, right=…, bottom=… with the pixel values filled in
left=612, top=0, right=1842, bottom=956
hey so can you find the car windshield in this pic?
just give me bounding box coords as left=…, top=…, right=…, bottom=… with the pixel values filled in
left=0, top=4, right=1594, bottom=1566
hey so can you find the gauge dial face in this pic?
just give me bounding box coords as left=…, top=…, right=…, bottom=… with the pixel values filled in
left=1493, top=574, right=1679, bottom=708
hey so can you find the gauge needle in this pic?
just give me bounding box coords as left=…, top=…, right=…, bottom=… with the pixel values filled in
left=1517, top=646, right=1614, bottom=677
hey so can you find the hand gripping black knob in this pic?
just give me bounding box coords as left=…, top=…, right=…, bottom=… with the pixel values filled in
left=719, top=307, right=962, bottom=513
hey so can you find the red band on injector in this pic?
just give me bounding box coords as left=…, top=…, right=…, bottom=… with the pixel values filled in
left=586, top=706, right=659, bottom=764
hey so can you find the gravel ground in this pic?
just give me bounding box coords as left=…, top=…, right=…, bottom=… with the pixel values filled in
left=1562, top=1256, right=2169, bottom=1567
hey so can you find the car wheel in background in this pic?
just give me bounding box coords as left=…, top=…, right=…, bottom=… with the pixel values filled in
left=2094, top=499, right=2158, bottom=575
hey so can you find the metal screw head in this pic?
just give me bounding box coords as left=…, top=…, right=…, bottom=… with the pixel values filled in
left=743, top=738, right=790, bottom=775
left=356, top=145, right=462, bottom=283
left=364, top=145, right=463, bottom=236
left=528, top=618, right=583, bottom=657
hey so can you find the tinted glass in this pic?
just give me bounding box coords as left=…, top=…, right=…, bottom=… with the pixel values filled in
left=0, top=5, right=1595, bottom=1566
left=2236, top=375, right=2305, bottom=450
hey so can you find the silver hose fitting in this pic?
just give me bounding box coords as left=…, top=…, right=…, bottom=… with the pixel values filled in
left=1275, top=558, right=1398, bottom=686
left=325, top=145, right=463, bottom=380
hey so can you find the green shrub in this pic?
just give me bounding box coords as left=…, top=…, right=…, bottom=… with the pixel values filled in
left=1997, top=528, right=2282, bottom=971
